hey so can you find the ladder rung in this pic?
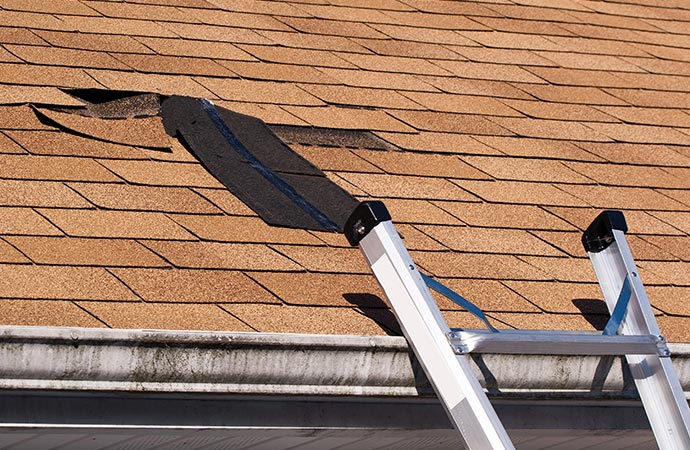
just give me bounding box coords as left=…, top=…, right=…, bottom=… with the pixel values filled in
left=451, top=330, right=665, bottom=356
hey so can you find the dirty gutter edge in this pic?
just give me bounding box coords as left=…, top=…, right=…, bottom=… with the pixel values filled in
left=2, top=325, right=690, bottom=399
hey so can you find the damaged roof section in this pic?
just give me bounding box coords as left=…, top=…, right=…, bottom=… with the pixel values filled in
left=34, top=91, right=360, bottom=232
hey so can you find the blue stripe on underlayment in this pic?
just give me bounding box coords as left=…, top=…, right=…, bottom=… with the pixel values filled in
left=200, top=99, right=339, bottom=232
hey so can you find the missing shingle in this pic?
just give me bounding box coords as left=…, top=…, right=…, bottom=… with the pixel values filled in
left=61, top=89, right=162, bottom=119
left=161, top=96, right=359, bottom=232
left=270, top=125, right=396, bottom=151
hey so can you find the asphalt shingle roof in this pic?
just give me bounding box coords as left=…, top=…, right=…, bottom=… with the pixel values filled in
left=1, top=0, right=690, bottom=341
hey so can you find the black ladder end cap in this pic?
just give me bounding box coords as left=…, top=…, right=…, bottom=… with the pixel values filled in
left=582, top=210, right=628, bottom=253
left=344, top=201, right=391, bottom=247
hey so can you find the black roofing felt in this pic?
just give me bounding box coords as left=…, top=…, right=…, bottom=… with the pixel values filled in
left=161, top=96, right=359, bottom=232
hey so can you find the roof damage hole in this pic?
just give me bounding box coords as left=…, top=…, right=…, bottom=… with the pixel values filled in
left=62, top=89, right=161, bottom=118
left=29, top=88, right=361, bottom=232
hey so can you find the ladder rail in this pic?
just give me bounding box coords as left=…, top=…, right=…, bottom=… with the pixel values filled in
left=346, top=202, right=515, bottom=450
left=586, top=213, right=690, bottom=450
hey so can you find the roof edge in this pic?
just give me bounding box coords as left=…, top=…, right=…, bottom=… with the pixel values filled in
left=2, top=326, right=690, bottom=399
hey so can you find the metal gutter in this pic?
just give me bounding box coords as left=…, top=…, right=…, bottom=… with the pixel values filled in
left=2, top=325, right=690, bottom=398
left=1, top=326, right=687, bottom=449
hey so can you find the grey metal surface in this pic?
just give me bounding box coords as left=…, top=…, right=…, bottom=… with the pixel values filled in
left=1, top=325, right=689, bottom=449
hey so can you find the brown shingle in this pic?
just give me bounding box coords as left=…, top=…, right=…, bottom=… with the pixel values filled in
left=0, top=132, right=25, bottom=154
left=34, top=30, right=153, bottom=53
left=192, top=188, right=256, bottom=216
left=433, top=202, right=575, bottom=231
left=382, top=198, right=460, bottom=225
left=0, top=180, right=91, bottom=208
left=0, top=239, right=29, bottom=263
left=557, top=184, right=687, bottom=211
left=111, top=268, right=278, bottom=303
left=474, top=136, right=603, bottom=161
left=339, top=172, right=479, bottom=201
left=250, top=272, right=385, bottom=307
left=270, top=245, right=370, bottom=274
left=0, top=26, right=46, bottom=45
left=112, top=53, right=234, bottom=77
left=0, top=155, right=119, bottom=182
left=257, top=29, right=367, bottom=52
left=374, top=131, right=500, bottom=155
left=81, top=301, right=254, bottom=331
left=238, top=44, right=355, bottom=69
left=283, top=106, right=415, bottom=132
left=0, top=63, right=100, bottom=89
left=38, top=209, right=196, bottom=240
left=86, top=1, right=196, bottom=22
left=574, top=142, right=690, bottom=167
left=401, top=91, right=522, bottom=116
left=292, top=145, right=382, bottom=173
left=595, top=106, right=690, bottom=128
left=0, top=264, right=137, bottom=300
left=500, top=99, right=616, bottom=123
left=5, top=45, right=130, bottom=70
left=87, top=70, right=215, bottom=98
left=518, top=256, right=596, bottom=282
left=98, top=160, right=223, bottom=188
left=278, top=17, right=387, bottom=39
left=318, top=67, right=438, bottom=91
left=214, top=101, right=307, bottom=126
left=142, top=241, right=301, bottom=271
left=639, top=261, right=690, bottom=286
left=6, top=130, right=146, bottom=159
left=390, top=110, right=513, bottom=135
left=536, top=51, right=645, bottom=72
left=586, top=122, right=690, bottom=146
left=647, top=286, right=690, bottom=316
left=434, top=60, right=546, bottom=83
left=221, top=61, right=338, bottom=84
left=57, top=15, right=178, bottom=37
left=457, top=31, right=561, bottom=51
left=353, top=150, right=491, bottom=179
left=381, top=10, right=488, bottom=30
left=418, top=225, right=564, bottom=256
left=1, top=0, right=99, bottom=15
left=0, top=299, right=105, bottom=328
left=414, top=251, right=550, bottom=280
left=462, top=156, right=593, bottom=183
left=197, top=78, right=323, bottom=105
left=372, top=24, right=478, bottom=46
left=453, top=180, right=586, bottom=207
left=188, top=8, right=290, bottom=30
left=170, top=215, right=322, bottom=244
left=0, top=10, right=70, bottom=31
left=452, top=47, right=556, bottom=67
left=6, top=236, right=168, bottom=267
left=299, top=84, right=420, bottom=110
left=353, top=37, right=464, bottom=60
left=648, top=211, right=690, bottom=235
left=430, top=278, right=540, bottom=313
left=563, top=162, right=688, bottom=189
left=0, top=207, right=61, bottom=235
left=222, top=303, right=388, bottom=335
left=490, top=312, right=605, bottom=332
left=335, top=53, right=452, bottom=76
left=34, top=108, right=174, bottom=149
left=511, top=84, right=626, bottom=106
left=546, top=207, right=685, bottom=235
left=488, top=117, right=610, bottom=141
left=135, top=37, right=255, bottom=60
left=397, top=223, right=447, bottom=251
left=68, top=183, right=221, bottom=214
left=0, top=86, right=83, bottom=107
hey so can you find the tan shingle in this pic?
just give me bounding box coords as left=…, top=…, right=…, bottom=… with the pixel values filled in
left=113, top=53, right=234, bottom=77
left=414, top=251, right=550, bottom=280
left=111, top=268, right=278, bottom=303
left=5, top=45, right=130, bottom=70
left=198, top=78, right=323, bottom=105
left=453, top=180, right=586, bottom=207
left=0, top=299, right=105, bottom=328
left=433, top=202, right=575, bottom=231
left=270, top=245, right=371, bottom=274
left=0, top=155, right=119, bottom=182
left=0, top=180, right=91, bottom=208
left=6, top=236, right=168, bottom=267
left=0, top=207, right=61, bottom=235
left=283, top=106, right=415, bottom=132
left=353, top=149, right=491, bottom=179
left=35, top=30, right=153, bottom=53
left=98, top=160, right=223, bottom=188
left=223, top=303, right=389, bottom=335
left=170, top=215, right=322, bottom=244
left=87, top=70, right=216, bottom=98
left=339, top=172, right=479, bottom=201
left=81, top=301, right=255, bottom=331
left=6, top=130, right=146, bottom=159
left=38, top=209, right=196, bottom=240
left=0, top=264, right=137, bottom=300
left=462, top=155, right=593, bottom=183
left=142, top=241, right=301, bottom=271
left=0, top=239, right=29, bottom=263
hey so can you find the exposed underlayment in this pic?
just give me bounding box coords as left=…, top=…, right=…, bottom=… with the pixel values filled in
left=0, top=0, right=689, bottom=345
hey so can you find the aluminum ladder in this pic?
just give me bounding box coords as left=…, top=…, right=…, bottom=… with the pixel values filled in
left=344, top=201, right=690, bottom=450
